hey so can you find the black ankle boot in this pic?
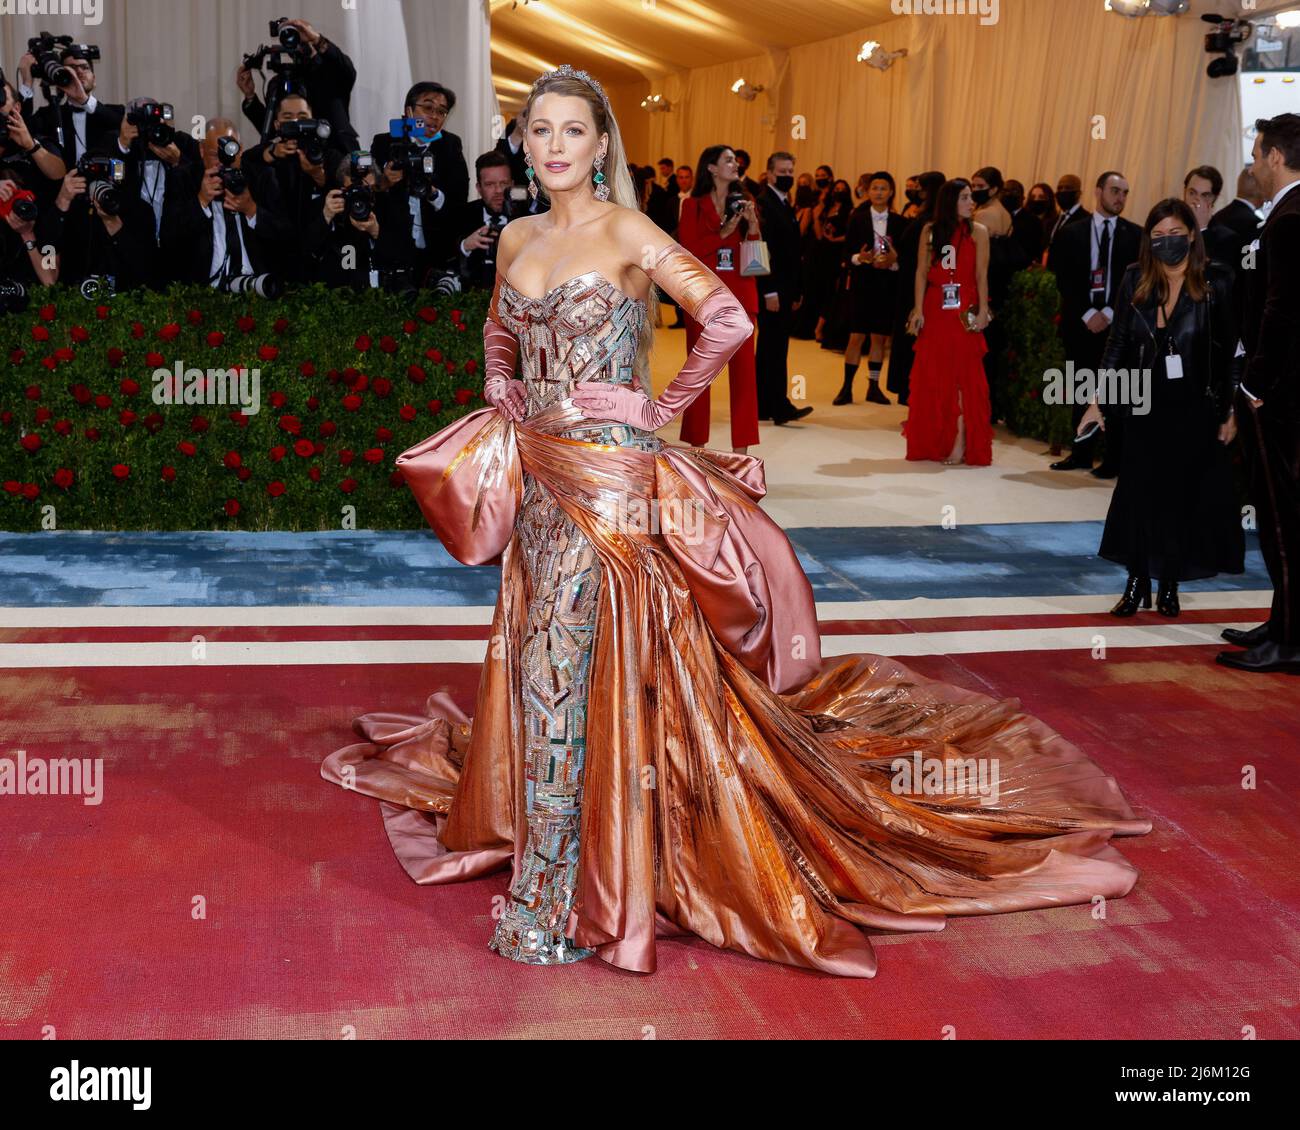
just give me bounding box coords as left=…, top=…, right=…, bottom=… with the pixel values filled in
left=1111, top=575, right=1152, bottom=617
left=833, top=380, right=854, bottom=406
left=1157, top=579, right=1180, bottom=618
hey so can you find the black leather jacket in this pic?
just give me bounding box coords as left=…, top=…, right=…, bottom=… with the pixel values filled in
left=1100, top=261, right=1240, bottom=423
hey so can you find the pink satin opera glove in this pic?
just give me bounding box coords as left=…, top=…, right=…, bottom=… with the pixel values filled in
left=571, top=242, right=752, bottom=431
left=482, top=278, right=526, bottom=422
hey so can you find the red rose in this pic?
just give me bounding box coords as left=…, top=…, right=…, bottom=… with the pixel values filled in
left=96, top=305, right=110, bottom=320
left=427, top=399, right=443, bottom=415
left=273, top=317, right=289, bottom=334
left=268, top=481, right=286, bottom=497
left=313, top=441, right=325, bottom=456
left=306, top=396, right=319, bottom=410
left=21, top=483, right=38, bottom=500
left=112, top=464, right=131, bottom=480
left=70, top=325, right=90, bottom=343
left=131, top=321, right=146, bottom=339
left=418, top=306, right=438, bottom=323
left=207, top=331, right=225, bottom=348
left=0, top=410, right=11, bottom=424
left=20, top=434, right=42, bottom=452
left=119, top=410, right=137, bottom=427
left=84, top=428, right=100, bottom=441
left=54, top=347, right=75, bottom=363
left=24, top=384, right=40, bottom=400
left=223, top=451, right=242, bottom=469
left=372, top=378, right=392, bottom=397
left=237, top=315, right=256, bottom=333
left=465, top=359, right=479, bottom=375
left=407, top=364, right=426, bottom=384
left=143, top=413, right=164, bottom=432
left=72, top=384, right=92, bottom=404
left=224, top=499, right=241, bottom=516
left=294, top=439, right=314, bottom=458
left=363, top=447, right=384, bottom=464
left=426, top=348, right=443, bottom=363
left=191, top=416, right=210, bottom=433
left=278, top=415, right=301, bottom=435
left=177, top=441, right=197, bottom=457
left=107, top=347, right=125, bottom=367
left=342, top=394, right=362, bottom=412
left=309, top=467, right=322, bottom=482
left=186, top=309, right=203, bottom=326
left=2, top=481, right=19, bottom=493
left=403, top=319, right=417, bottom=335
left=38, top=303, right=56, bottom=322
left=299, top=361, right=316, bottom=377
left=34, top=407, right=52, bottom=424
left=453, top=388, right=474, bottom=406
left=318, top=421, right=337, bottom=437
left=354, top=334, right=372, bottom=352
left=399, top=404, right=417, bottom=421
left=40, top=357, right=57, bottom=372
left=269, top=445, right=287, bottom=462
left=378, top=335, right=398, bottom=354
left=444, top=360, right=456, bottom=374
left=340, top=478, right=357, bottom=494
left=120, top=378, right=140, bottom=396
left=229, top=411, right=249, bottom=428
left=375, top=426, right=392, bottom=442
left=455, top=322, right=467, bottom=333
left=145, top=351, right=165, bottom=367
left=236, top=467, right=252, bottom=481
left=94, top=394, right=112, bottom=409
left=450, top=308, right=462, bottom=322
left=269, top=391, right=287, bottom=409
left=31, top=325, right=49, bottom=342
left=159, top=323, right=181, bottom=342
left=10, top=349, right=24, bottom=364
left=161, top=466, right=176, bottom=482
left=343, top=366, right=360, bottom=382
left=258, top=344, right=280, bottom=362
left=339, top=449, right=355, bottom=466
left=54, top=419, right=71, bottom=435
left=352, top=374, right=369, bottom=392
left=53, top=468, right=74, bottom=490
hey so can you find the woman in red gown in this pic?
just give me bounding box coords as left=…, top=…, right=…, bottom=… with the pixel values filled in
left=676, top=145, right=761, bottom=454
left=905, top=179, right=994, bottom=466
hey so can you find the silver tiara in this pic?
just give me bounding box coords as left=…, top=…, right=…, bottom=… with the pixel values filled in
left=532, top=63, right=609, bottom=108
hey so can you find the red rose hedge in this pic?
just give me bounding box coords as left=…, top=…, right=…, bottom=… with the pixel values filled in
left=1, top=284, right=490, bottom=530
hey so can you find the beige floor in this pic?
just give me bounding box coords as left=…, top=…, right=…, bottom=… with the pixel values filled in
left=647, top=304, right=1113, bottom=529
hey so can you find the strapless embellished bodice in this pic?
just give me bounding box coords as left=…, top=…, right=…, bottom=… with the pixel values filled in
left=496, top=271, right=664, bottom=452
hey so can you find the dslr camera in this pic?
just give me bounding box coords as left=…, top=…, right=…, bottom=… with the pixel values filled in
left=0, top=189, right=38, bottom=224
left=76, top=155, right=125, bottom=216
left=27, top=31, right=100, bottom=89
left=243, top=18, right=311, bottom=76
left=127, top=101, right=176, bottom=147
left=278, top=118, right=332, bottom=165
left=215, top=136, right=247, bottom=196
left=343, top=151, right=374, bottom=221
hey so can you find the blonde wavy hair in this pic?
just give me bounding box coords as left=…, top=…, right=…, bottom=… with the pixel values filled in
left=520, top=70, right=657, bottom=380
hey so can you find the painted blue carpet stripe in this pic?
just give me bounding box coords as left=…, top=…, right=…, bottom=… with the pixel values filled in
left=0, top=525, right=1269, bottom=608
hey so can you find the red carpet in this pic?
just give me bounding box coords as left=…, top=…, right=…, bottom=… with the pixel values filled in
left=2, top=648, right=1298, bottom=1040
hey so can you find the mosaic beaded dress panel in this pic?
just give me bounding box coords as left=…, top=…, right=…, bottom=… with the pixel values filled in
left=487, top=270, right=662, bottom=964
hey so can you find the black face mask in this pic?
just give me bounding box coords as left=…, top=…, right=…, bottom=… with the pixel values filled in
left=1056, top=189, right=1080, bottom=210
left=1027, top=199, right=1051, bottom=215
left=971, top=187, right=992, bottom=206
left=904, top=189, right=922, bottom=205
left=814, top=177, right=830, bottom=190
left=774, top=174, right=795, bottom=192
left=1150, top=234, right=1191, bottom=266
left=1003, top=194, right=1024, bottom=213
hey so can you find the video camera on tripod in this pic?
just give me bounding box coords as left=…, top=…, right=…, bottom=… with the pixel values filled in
left=242, top=17, right=312, bottom=79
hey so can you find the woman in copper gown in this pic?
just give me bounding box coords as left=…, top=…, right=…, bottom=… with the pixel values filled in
left=322, top=66, right=1151, bottom=978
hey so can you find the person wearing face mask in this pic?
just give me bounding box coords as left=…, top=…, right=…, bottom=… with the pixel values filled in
left=800, top=174, right=850, bottom=343
left=1048, top=170, right=1141, bottom=475
left=1005, top=178, right=1045, bottom=264
left=836, top=171, right=906, bottom=405
left=1025, top=182, right=1059, bottom=264
left=1076, top=199, right=1242, bottom=620
left=901, top=175, right=923, bottom=221
left=1048, top=174, right=1089, bottom=246
left=971, top=166, right=1029, bottom=422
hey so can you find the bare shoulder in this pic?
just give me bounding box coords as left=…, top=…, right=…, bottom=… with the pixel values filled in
left=497, top=214, right=539, bottom=272
left=971, top=220, right=991, bottom=243
left=608, top=204, right=674, bottom=259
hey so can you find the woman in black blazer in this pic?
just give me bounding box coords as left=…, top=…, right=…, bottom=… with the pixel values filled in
left=1078, top=198, right=1244, bottom=618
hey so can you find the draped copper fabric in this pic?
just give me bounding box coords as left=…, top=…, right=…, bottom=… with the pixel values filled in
left=323, top=397, right=1152, bottom=977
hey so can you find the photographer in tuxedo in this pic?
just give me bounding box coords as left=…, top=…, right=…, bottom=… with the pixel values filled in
left=756, top=151, right=812, bottom=425
left=236, top=18, right=359, bottom=153
left=451, top=152, right=518, bottom=291
left=2, top=77, right=66, bottom=198
left=21, top=45, right=123, bottom=172
left=113, top=97, right=202, bottom=246
left=1219, top=114, right=1300, bottom=674
left=1048, top=171, right=1140, bottom=476
left=304, top=153, right=388, bottom=290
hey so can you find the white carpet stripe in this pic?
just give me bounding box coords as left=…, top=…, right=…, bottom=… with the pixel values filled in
left=0, top=623, right=1260, bottom=668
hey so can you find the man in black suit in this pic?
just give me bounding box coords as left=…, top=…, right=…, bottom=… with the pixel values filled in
left=450, top=151, right=519, bottom=290
left=369, top=82, right=470, bottom=289
left=1047, top=170, right=1141, bottom=475
left=735, top=149, right=763, bottom=200
left=112, top=96, right=202, bottom=251
left=755, top=151, right=812, bottom=425
left=1207, top=166, right=1264, bottom=273
left=23, top=46, right=123, bottom=172
left=1048, top=174, right=1089, bottom=246
left=1218, top=114, right=1300, bottom=673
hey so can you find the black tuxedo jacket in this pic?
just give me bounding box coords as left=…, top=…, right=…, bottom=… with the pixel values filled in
left=756, top=185, right=803, bottom=305
left=369, top=129, right=469, bottom=213
left=1206, top=199, right=1261, bottom=274
left=1241, top=184, right=1300, bottom=410
left=29, top=98, right=125, bottom=168
left=1048, top=203, right=1090, bottom=247
left=1048, top=213, right=1141, bottom=357
left=451, top=197, right=519, bottom=289
left=842, top=205, right=908, bottom=271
